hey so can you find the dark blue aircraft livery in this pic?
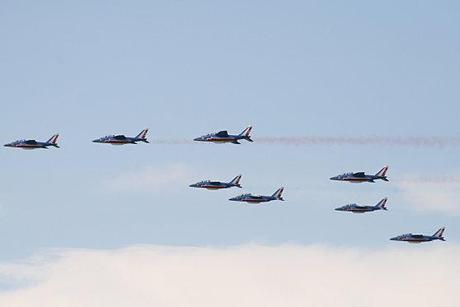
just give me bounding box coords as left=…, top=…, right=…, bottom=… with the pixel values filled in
left=229, top=187, right=284, bottom=204
left=93, top=129, right=149, bottom=145
left=4, top=134, right=60, bottom=149
left=330, top=166, right=389, bottom=183
left=391, top=227, right=446, bottom=243
left=194, top=126, right=253, bottom=144
left=189, top=175, right=242, bottom=190
left=335, top=198, right=388, bottom=213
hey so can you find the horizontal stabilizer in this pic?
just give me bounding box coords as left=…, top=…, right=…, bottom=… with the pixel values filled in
left=376, top=198, right=388, bottom=210
left=433, top=227, right=446, bottom=239
left=136, top=129, right=149, bottom=142
left=272, top=187, right=284, bottom=201
left=375, top=165, right=389, bottom=177
left=230, top=175, right=242, bottom=187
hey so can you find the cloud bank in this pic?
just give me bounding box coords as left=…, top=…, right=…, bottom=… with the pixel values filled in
left=0, top=245, right=458, bottom=307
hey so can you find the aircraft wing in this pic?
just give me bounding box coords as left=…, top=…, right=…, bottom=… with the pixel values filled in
left=353, top=172, right=366, bottom=177
left=113, top=135, right=127, bottom=140
left=25, top=140, right=38, bottom=145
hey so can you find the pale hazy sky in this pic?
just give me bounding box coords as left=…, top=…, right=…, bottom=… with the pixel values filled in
left=0, top=1, right=459, bottom=302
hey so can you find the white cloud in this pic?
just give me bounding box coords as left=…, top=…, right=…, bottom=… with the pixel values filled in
left=103, top=164, right=192, bottom=192
left=396, top=179, right=460, bottom=215
left=0, top=245, right=458, bottom=307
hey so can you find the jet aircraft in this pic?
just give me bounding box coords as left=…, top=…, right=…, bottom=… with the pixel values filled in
left=330, top=166, right=389, bottom=183
left=93, top=129, right=149, bottom=145
left=4, top=134, right=60, bottom=149
left=335, top=198, right=388, bottom=213
left=390, top=227, right=446, bottom=243
left=194, top=126, right=253, bottom=144
left=229, top=187, right=284, bottom=204
left=189, top=175, right=242, bottom=190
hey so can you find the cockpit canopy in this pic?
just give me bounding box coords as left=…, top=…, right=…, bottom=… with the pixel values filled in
left=336, top=173, right=353, bottom=178
left=215, top=131, right=229, bottom=137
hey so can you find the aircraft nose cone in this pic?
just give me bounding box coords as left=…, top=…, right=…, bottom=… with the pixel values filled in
left=390, top=237, right=398, bottom=241
left=330, top=176, right=337, bottom=180
left=229, top=197, right=237, bottom=201
left=193, top=137, right=202, bottom=141
left=92, top=139, right=100, bottom=143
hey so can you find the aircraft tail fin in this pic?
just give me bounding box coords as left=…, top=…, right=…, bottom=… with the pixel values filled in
left=135, top=129, right=149, bottom=143
left=375, top=165, right=389, bottom=178
left=433, top=227, right=446, bottom=240
left=46, top=134, right=60, bottom=147
left=229, top=175, right=242, bottom=187
left=375, top=198, right=388, bottom=210
left=239, top=126, right=253, bottom=142
left=272, top=187, right=284, bottom=201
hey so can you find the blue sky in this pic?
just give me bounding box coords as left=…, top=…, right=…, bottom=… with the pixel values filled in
left=1, top=0, right=459, bottom=262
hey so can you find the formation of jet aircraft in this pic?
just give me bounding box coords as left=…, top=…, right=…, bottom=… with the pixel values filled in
left=330, top=164, right=446, bottom=243
left=335, top=198, right=388, bottom=213
left=3, top=125, right=448, bottom=245
left=330, top=166, right=389, bottom=183
left=4, top=134, right=60, bottom=150
left=93, top=129, right=149, bottom=145
left=229, top=187, right=284, bottom=204
left=189, top=175, right=242, bottom=190
left=194, top=126, right=253, bottom=144
left=390, top=227, right=446, bottom=243
left=189, top=173, right=284, bottom=205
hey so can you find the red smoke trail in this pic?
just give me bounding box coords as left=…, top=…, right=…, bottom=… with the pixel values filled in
left=151, top=139, right=194, bottom=144
left=150, top=136, right=460, bottom=148
left=255, top=136, right=460, bottom=148
left=395, top=176, right=460, bottom=184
